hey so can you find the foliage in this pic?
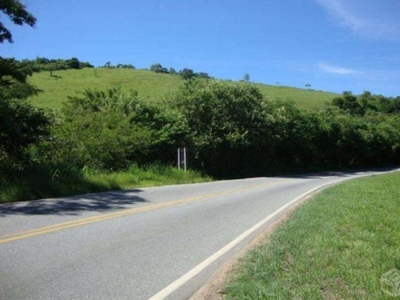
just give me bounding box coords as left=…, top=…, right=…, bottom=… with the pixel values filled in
left=49, top=81, right=400, bottom=179
left=225, top=172, right=400, bottom=299
left=0, top=0, right=36, bottom=43
left=148, top=62, right=211, bottom=79
left=58, top=88, right=190, bottom=170
left=149, top=63, right=168, bottom=73
left=173, top=81, right=274, bottom=176
left=0, top=163, right=210, bottom=203
left=0, top=98, right=51, bottom=168
left=0, top=5, right=54, bottom=172
left=116, top=63, right=135, bottom=69
left=5, top=64, right=400, bottom=179
left=179, top=68, right=195, bottom=80
left=171, top=80, right=400, bottom=177
left=67, top=57, right=80, bottom=69
left=15, top=57, right=94, bottom=74
left=332, top=90, right=400, bottom=116
left=0, top=57, right=39, bottom=99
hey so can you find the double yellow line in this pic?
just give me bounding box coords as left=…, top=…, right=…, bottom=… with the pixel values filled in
left=0, top=182, right=272, bottom=245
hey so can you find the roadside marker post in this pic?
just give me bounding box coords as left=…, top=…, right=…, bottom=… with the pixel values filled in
left=177, top=147, right=187, bottom=172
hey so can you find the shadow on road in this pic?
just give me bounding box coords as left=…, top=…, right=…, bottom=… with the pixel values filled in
left=0, top=189, right=146, bottom=217
left=275, top=167, right=399, bottom=179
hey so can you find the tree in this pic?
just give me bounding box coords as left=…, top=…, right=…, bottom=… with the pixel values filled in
left=0, top=98, right=51, bottom=167
left=332, top=91, right=364, bottom=115
left=0, top=1, right=36, bottom=96
left=172, top=80, right=267, bottom=177
left=46, top=63, right=58, bottom=77
left=67, top=57, right=80, bottom=69
left=61, top=88, right=189, bottom=170
left=0, top=0, right=36, bottom=43
left=197, top=72, right=210, bottom=79
left=0, top=57, right=38, bottom=99
left=0, top=2, right=52, bottom=169
left=243, top=73, right=250, bottom=82
left=150, top=63, right=168, bottom=73
left=0, top=2, right=38, bottom=98
left=179, top=68, right=194, bottom=80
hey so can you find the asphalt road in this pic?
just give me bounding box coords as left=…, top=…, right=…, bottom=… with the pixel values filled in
left=0, top=170, right=394, bottom=300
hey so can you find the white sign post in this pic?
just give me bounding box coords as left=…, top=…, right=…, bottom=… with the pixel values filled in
left=177, top=147, right=187, bottom=172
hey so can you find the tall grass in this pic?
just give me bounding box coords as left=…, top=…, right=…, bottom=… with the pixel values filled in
left=225, top=172, right=400, bottom=299
left=0, top=163, right=211, bottom=203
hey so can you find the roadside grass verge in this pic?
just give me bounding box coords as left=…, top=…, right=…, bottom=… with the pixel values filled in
left=0, top=164, right=211, bottom=203
left=225, top=172, right=400, bottom=299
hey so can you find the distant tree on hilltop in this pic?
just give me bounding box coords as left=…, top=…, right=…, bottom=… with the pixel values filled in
left=179, top=68, right=195, bottom=80
left=150, top=63, right=168, bottom=73
left=67, top=57, right=80, bottom=69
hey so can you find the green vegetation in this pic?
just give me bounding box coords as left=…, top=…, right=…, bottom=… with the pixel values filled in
left=1, top=3, right=400, bottom=203
left=25, top=68, right=336, bottom=111
left=2, top=77, right=400, bottom=201
left=0, top=164, right=210, bottom=203
left=255, top=83, right=338, bottom=111
left=27, top=68, right=183, bottom=109
left=332, top=90, right=400, bottom=115
left=0, top=0, right=36, bottom=44
left=18, top=57, right=94, bottom=74
left=225, top=172, right=400, bottom=299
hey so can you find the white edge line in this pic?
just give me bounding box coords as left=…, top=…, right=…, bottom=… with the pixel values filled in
left=149, top=171, right=397, bottom=300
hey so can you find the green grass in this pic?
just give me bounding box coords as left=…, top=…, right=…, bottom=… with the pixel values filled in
left=0, top=164, right=211, bottom=203
left=27, top=68, right=183, bottom=110
left=225, top=172, right=400, bottom=299
left=27, top=68, right=337, bottom=111
left=255, top=84, right=338, bottom=111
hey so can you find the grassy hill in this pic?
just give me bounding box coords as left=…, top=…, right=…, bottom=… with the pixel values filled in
left=27, top=68, right=338, bottom=111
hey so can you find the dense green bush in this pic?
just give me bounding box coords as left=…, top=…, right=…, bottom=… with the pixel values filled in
left=0, top=98, right=51, bottom=168
left=57, top=88, right=190, bottom=170
left=3, top=74, right=400, bottom=184
left=171, top=80, right=268, bottom=177
left=15, top=80, right=394, bottom=180
left=169, top=81, right=400, bottom=177
left=0, top=56, right=52, bottom=169
left=332, top=90, right=400, bottom=115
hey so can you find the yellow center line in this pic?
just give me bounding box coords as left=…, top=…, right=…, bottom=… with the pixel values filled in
left=0, top=181, right=283, bottom=244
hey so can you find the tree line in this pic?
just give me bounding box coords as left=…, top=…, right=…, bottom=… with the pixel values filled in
left=10, top=57, right=94, bottom=75
left=3, top=75, right=400, bottom=179
left=8, top=57, right=211, bottom=81
left=149, top=63, right=211, bottom=80
left=1, top=0, right=400, bottom=190
left=332, top=91, right=400, bottom=115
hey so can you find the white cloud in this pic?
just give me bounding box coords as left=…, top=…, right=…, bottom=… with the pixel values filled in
left=317, top=63, right=361, bottom=75
left=314, top=0, right=400, bottom=41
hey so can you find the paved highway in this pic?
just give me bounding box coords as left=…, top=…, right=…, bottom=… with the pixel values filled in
left=0, top=170, right=394, bottom=299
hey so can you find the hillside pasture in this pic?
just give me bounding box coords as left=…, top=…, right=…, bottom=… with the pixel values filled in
left=27, top=68, right=337, bottom=111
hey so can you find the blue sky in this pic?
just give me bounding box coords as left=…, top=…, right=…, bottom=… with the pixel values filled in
left=2, top=0, right=400, bottom=96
